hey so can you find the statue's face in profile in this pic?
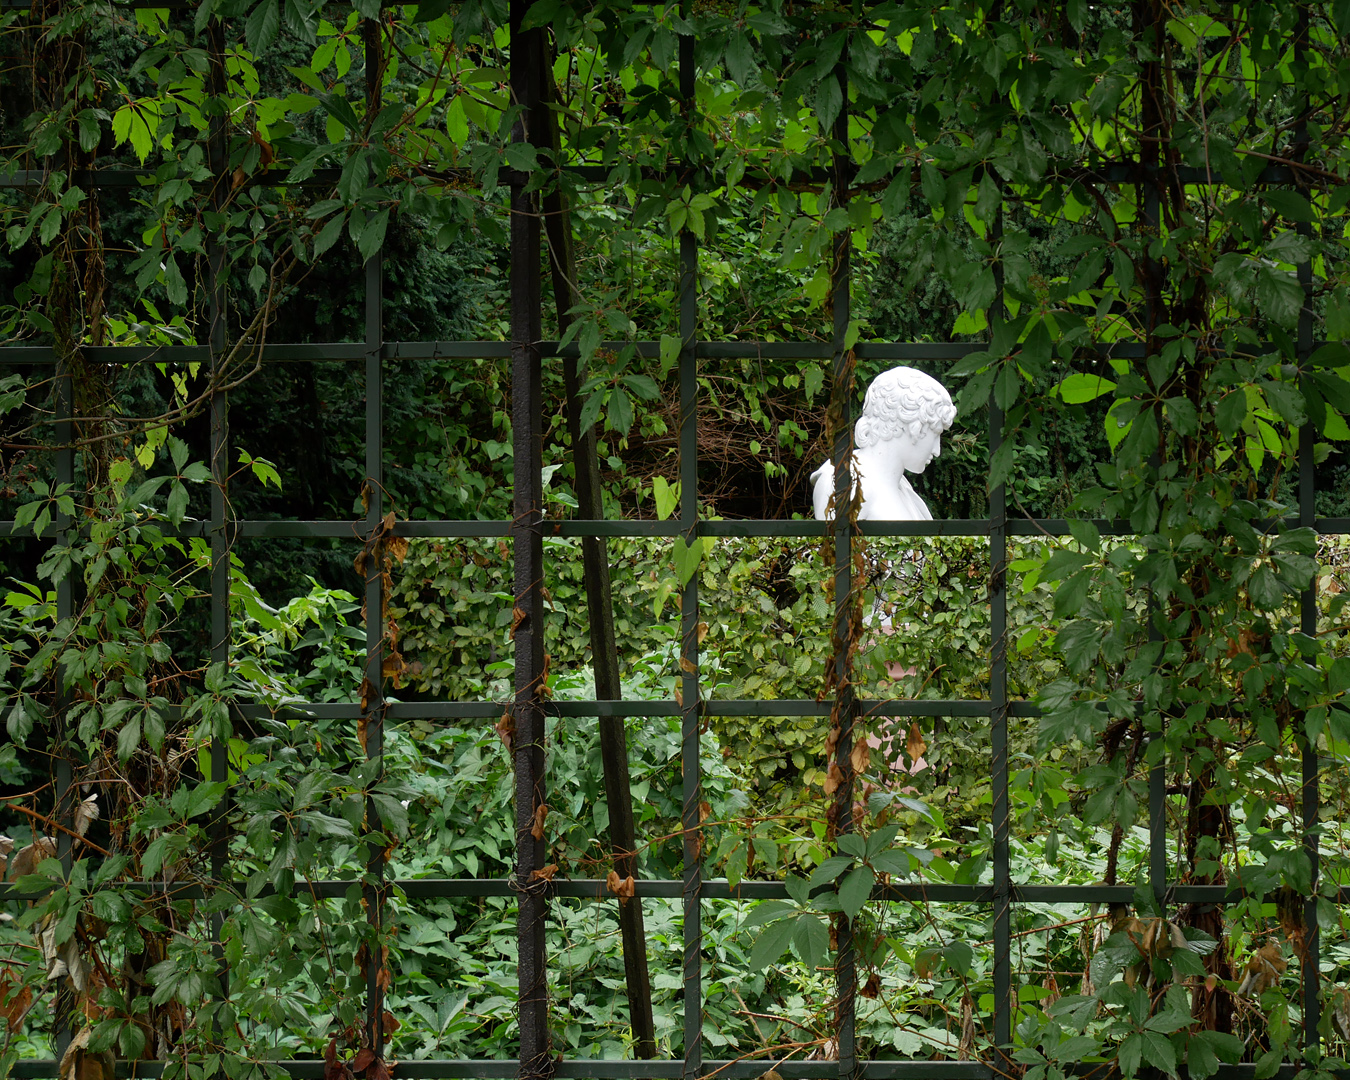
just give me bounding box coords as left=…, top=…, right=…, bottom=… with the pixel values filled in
left=897, top=427, right=942, bottom=475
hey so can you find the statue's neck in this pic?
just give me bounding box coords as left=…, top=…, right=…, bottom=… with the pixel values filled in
left=855, top=444, right=929, bottom=520
left=855, top=443, right=907, bottom=491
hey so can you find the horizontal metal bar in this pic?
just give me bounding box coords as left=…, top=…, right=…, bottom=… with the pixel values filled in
left=0, top=158, right=1307, bottom=192
left=0, top=343, right=367, bottom=365
left=238, top=520, right=364, bottom=538
left=231, top=699, right=1013, bottom=721
left=9, top=1062, right=995, bottom=1080
left=858, top=519, right=997, bottom=537
left=4, top=1060, right=1320, bottom=1080
left=551, top=519, right=679, bottom=537
left=2, top=877, right=1317, bottom=905
left=701, top=519, right=825, bottom=537
left=2, top=339, right=1330, bottom=366
left=9, top=515, right=1343, bottom=543
left=553, top=700, right=680, bottom=717
left=100, top=698, right=1019, bottom=724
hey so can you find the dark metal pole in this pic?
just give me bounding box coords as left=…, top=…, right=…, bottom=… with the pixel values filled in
left=989, top=204, right=1011, bottom=1059
left=362, top=13, right=388, bottom=1060
left=206, top=13, right=231, bottom=1008
left=678, top=29, right=702, bottom=1078
left=1295, top=13, right=1320, bottom=1040
left=1143, top=185, right=1166, bottom=913
left=826, top=61, right=856, bottom=1080
left=52, top=320, right=74, bottom=1065
left=537, top=47, right=657, bottom=1059
left=511, top=5, right=549, bottom=1076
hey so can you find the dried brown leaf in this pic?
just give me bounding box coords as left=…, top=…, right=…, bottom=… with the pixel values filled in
left=913, top=946, right=941, bottom=979
left=73, top=796, right=98, bottom=838
left=7, top=836, right=55, bottom=882
left=906, top=722, right=926, bottom=764
left=1237, top=942, right=1287, bottom=997
left=531, top=803, right=548, bottom=841
left=352, top=1049, right=376, bottom=1073
left=530, top=864, right=558, bottom=882
left=0, top=966, right=32, bottom=1027
left=495, top=710, right=516, bottom=754
left=59, top=1027, right=92, bottom=1080
left=823, top=762, right=842, bottom=795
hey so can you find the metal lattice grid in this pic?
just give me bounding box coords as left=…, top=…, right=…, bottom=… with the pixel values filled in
left=0, top=4, right=1344, bottom=1080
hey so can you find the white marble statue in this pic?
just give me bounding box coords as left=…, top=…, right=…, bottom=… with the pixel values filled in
left=810, top=366, right=956, bottom=521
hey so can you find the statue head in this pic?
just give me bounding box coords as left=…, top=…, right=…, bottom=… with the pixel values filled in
left=854, top=366, right=956, bottom=475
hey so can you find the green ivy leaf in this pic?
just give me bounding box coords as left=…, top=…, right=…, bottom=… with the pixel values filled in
left=245, top=0, right=280, bottom=55
left=1055, top=372, right=1117, bottom=404
left=792, top=913, right=828, bottom=969
left=814, top=74, right=842, bottom=134
left=836, top=863, right=874, bottom=921
left=747, top=915, right=798, bottom=971
left=1256, top=265, right=1304, bottom=327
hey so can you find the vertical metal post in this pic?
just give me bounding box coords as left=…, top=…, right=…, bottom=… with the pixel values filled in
left=989, top=204, right=1011, bottom=1057
left=511, top=5, right=549, bottom=1076
left=827, top=62, right=856, bottom=1080
left=1294, top=21, right=1319, bottom=1033
left=1299, top=393, right=1319, bottom=1056
left=206, top=14, right=231, bottom=1006
left=1143, top=185, right=1166, bottom=912
left=52, top=346, right=74, bottom=1064
left=361, top=13, right=388, bottom=1060
left=537, top=45, right=657, bottom=1057
left=677, top=30, right=702, bottom=1078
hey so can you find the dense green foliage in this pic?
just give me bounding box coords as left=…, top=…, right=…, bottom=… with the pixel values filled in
left=5, top=0, right=1350, bottom=1077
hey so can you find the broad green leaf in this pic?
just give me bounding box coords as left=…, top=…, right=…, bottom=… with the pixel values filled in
left=1264, top=189, right=1313, bottom=223
left=1256, top=265, right=1304, bottom=327
left=1117, top=1033, right=1144, bottom=1078
left=1055, top=372, right=1116, bottom=404
left=651, top=477, right=679, bottom=521
left=742, top=900, right=796, bottom=929
left=358, top=209, right=389, bottom=264
left=725, top=33, right=758, bottom=86
left=1216, top=390, right=1247, bottom=437
left=117, top=716, right=142, bottom=761
left=607, top=388, right=634, bottom=435
left=837, top=864, right=874, bottom=921
left=747, top=915, right=798, bottom=971
left=792, top=913, right=828, bottom=969
left=245, top=0, right=280, bottom=55
left=446, top=96, right=469, bottom=146
left=814, top=75, right=842, bottom=134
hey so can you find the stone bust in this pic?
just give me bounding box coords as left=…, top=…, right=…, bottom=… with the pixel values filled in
left=810, top=366, right=956, bottom=521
